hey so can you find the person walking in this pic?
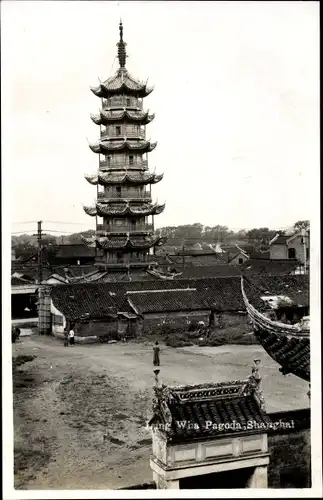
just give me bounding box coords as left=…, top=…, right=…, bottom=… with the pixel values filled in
left=153, top=341, right=160, bottom=366
left=69, top=328, right=75, bottom=346
left=63, top=330, right=69, bottom=347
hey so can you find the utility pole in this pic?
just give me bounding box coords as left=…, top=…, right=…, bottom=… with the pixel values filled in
left=33, top=221, right=43, bottom=284
left=37, top=220, right=43, bottom=284
left=182, top=242, right=185, bottom=269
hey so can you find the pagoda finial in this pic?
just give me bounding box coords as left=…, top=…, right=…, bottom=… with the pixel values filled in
left=117, top=20, right=127, bottom=69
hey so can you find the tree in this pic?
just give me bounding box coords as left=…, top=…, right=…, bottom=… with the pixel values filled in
left=293, top=220, right=310, bottom=233
left=246, top=228, right=279, bottom=252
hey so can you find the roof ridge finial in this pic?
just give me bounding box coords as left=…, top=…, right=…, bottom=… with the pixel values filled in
left=117, top=20, right=127, bottom=69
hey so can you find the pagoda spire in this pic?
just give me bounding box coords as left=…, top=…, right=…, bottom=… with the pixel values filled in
left=117, top=20, right=127, bottom=69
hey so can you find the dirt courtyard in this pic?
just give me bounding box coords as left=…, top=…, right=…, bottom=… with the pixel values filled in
left=13, top=334, right=309, bottom=490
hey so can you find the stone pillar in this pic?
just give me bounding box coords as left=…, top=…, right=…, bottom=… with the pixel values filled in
left=247, top=465, right=268, bottom=488
left=153, top=472, right=179, bottom=489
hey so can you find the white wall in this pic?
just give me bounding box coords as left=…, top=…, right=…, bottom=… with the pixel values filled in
left=50, top=300, right=66, bottom=334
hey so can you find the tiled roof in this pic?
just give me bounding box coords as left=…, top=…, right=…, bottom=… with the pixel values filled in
left=90, top=109, right=155, bottom=125
left=271, top=235, right=289, bottom=245
left=249, top=251, right=271, bottom=260
left=178, top=266, right=241, bottom=278
left=48, top=265, right=98, bottom=279
left=91, top=69, right=153, bottom=98
left=10, top=265, right=53, bottom=283
left=97, top=202, right=165, bottom=216
left=84, top=171, right=163, bottom=185
left=254, top=329, right=310, bottom=382
left=244, top=275, right=309, bottom=308
left=84, top=202, right=165, bottom=217
left=127, top=289, right=211, bottom=314
left=89, top=139, right=157, bottom=154
left=11, top=275, right=34, bottom=286
left=49, top=274, right=309, bottom=318
left=51, top=283, right=118, bottom=320
left=150, top=380, right=271, bottom=442
left=242, top=258, right=299, bottom=275
left=49, top=244, right=95, bottom=259
left=96, top=235, right=163, bottom=250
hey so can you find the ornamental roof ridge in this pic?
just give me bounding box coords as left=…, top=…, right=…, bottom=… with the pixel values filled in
left=154, top=379, right=255, bottom=404
left=127, top=288, right=197, bottom=295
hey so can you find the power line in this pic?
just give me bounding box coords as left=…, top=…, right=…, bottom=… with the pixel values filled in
left=43, top=221, right=92, bottom=225
left=12, top=221, right=38, bottom=225
left=12, top=220, right=296, bottom=231
left=12, top=230, right=39, bottom=235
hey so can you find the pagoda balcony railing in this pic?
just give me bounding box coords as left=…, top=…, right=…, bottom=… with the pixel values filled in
left=99, top=159, right=148, bottom=169
left=97, top=191, right=152, bottom=201
left=96, top=224, right=153, bottom=233
left=102, top=98, right=143, bottom=110
left=100, top=129, right=145, bottom=139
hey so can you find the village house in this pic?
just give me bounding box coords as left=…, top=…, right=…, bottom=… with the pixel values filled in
left=269, top=230, right=309, bottom=268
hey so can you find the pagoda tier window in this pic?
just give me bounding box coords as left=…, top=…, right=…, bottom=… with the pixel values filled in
left=129, top=155, right=134, bottom=165
left=115, top=126, right=121, bottom=136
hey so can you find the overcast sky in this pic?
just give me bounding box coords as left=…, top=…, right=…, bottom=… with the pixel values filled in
left=2, top=0, right=319, bottom=236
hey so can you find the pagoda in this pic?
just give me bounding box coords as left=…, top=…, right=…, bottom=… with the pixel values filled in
left=83, top=22, right=165, bottom=273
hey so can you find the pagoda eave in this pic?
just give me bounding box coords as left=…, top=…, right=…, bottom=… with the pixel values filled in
left=96, top=201, right=165, bottom=217
left=83, top=206, right=97, bottom=216
left=97, top=172, right=164, bottom=185
left=91, top=110, right=155, bottom=125
left=89, top=140, right=157, bottom=154
left=90, top=83, right=153, bottom=99
left=97, top=235, right=163, bottom=250
left=85, top=173, right=99, bottom=185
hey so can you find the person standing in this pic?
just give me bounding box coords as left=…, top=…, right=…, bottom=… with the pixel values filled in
left=64, top=330, right=69, bottom=347
left=69, top=328, right=75, bottom=346
left=153, top=341, right=160, bottom=366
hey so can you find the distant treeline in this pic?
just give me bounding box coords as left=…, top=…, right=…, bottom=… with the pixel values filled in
left=12, top=221, right=309, bottom=260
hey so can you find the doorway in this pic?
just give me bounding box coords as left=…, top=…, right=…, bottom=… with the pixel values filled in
left=179, top=467, right=255, bottom=489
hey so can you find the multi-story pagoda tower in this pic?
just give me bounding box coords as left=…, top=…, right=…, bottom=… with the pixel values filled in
left=83, top=22, right=165, bottom=272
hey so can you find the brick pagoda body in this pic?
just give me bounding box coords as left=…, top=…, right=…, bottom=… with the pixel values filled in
left=83, top=22, right=165, bottom=274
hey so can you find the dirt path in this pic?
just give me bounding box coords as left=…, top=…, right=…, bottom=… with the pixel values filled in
left=13, top=335, right=309, bottom=489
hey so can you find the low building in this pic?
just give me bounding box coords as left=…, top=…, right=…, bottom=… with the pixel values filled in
left=42, top=244, right=96, bottom=267
left=43, top=274, right=309, bottom=340
left=50, top=283, right=119, bottom=342
left=269, top=230, right=309, bottom=267
left=126, top=289, right=212, bottom=334
left=242, top=258, right=300, bottom=276
left=11, top=275, right=38, bottom=318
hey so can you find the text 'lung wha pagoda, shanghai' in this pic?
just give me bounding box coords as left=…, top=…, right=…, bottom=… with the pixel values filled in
left=83, top=22, right=166, bottom=273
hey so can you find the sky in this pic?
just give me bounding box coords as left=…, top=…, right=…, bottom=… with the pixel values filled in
left=2, top=0, right=320, bottom=236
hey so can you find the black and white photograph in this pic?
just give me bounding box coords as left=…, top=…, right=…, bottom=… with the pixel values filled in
left=2, top=0, right=321, bottom=497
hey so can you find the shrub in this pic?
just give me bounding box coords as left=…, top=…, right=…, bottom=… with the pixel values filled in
left=165, top=333, right=194, bottom=348
left=188, top=320, right=199, bottom=332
